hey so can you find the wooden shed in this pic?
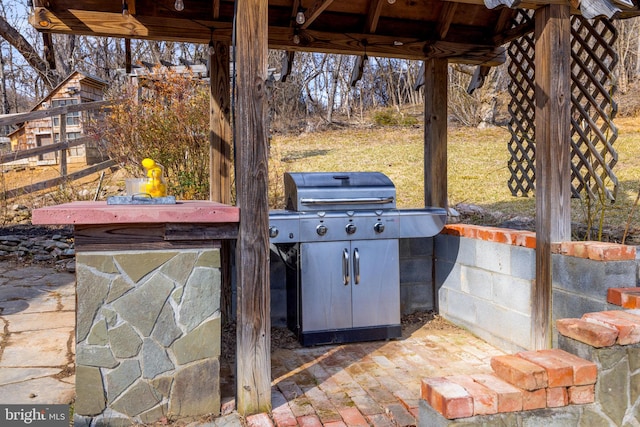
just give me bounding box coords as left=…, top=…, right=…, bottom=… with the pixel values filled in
left=28, top=0, right=640, bottom=417
left=7, top=70, right=108, bottom=167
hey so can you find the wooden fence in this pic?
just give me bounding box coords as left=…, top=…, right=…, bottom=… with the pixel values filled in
left=0, top=101, right=117, bottom=200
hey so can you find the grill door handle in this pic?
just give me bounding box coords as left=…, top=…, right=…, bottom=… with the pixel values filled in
left=353, top=248, right=360, bottom=285
left=300, top=197, right=394, bottom=205
left=342, top=248, right=350, bottom=285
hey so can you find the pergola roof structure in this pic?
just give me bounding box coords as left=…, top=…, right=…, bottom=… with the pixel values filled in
left=31, top=0, right=640, bottom=64
left=29, top=0, right=640, bottom=418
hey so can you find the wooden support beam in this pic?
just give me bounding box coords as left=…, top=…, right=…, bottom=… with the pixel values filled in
left=301, top=0, right=335, bottom=29
left=212, top=0, right=221, bottom=19
left=424, top=58, right=448, bottom=210
left=271, top=28, right=507, bottom=64
left=209, top=40, right=234, bottom=330
left=366, top=0, right=385, bottom=33
left=492, top=18, right=535, bottom=45
left=209, top=41, right=232, bottom=205
left=436, top=2, right=457, bottom=40
left=235, top=0, right=271, bottom=416
left=40, top=9, right=234, bottom=43
left=424, top=41, right=506, bottom=66
left=533, top=3, right=571, bottom=351
left=125, top=38, right=132, bottom=74
left=39, top=9, right=509, bottom=64
left=43, top=33, right=56, bottom=70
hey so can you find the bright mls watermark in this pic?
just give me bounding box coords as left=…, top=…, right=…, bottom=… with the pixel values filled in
left=0, top=405, right=69, bottom=426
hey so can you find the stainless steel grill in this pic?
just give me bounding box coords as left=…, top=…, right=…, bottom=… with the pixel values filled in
left=269, top=172, right=446, bottom=346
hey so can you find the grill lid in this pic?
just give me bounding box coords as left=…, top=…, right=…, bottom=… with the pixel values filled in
left=284, top=172, right=396, bottom=212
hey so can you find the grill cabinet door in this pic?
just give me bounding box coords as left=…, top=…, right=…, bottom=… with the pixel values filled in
left=300, top=241, right=353, bottom=332
left=351, top=239, right=400, bottom=328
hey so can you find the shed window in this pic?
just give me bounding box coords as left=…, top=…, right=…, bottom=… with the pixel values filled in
left=54, top=131, right=83, bottom=156
left=52, top=98, right=80, bottom=126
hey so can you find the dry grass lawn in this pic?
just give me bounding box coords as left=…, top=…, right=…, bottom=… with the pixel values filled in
left=271, top=116, right=640, bottom=242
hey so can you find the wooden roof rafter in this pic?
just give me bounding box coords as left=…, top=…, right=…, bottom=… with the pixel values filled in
left=436, top=2, right=459, bottom=39
left=300, top=0, right=335, bottom=30
left=366, top=0, right=385, bottom=33
left=212, top=0, right=221, bottom=20
left=492, top=9, right=535, bottom=45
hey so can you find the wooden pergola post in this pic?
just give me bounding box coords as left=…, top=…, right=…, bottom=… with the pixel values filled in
left=424, top=58, right=448, bottom=210
left=533, top=3, right=571, bottom=350
left=209, top=41, right=234, bottom=326
left=209, top=40, right=232, bottom=205
left=234, top=0, right=272, bottom=416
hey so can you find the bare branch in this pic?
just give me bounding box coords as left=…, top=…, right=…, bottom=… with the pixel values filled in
left=0, top=15, right=60, bottom=88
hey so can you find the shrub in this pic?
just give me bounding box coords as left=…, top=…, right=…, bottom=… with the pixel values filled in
left=371, top=108, right=418, bottom=127
left=90, top=68, right=211, bottom=200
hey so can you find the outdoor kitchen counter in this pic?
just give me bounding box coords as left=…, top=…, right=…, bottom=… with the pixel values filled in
left=32, top=200, right=239, bottom=250
left=31, top=200, right=239, bottom=225
left=31, top=200, right=237, bottom=424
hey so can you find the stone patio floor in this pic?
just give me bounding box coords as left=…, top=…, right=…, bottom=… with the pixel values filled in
left=0, top=260, right=507, bottom=426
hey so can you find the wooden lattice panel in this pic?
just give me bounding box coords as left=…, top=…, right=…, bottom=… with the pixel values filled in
left=507, top=14, right=619, bottom=201
left=507, top=10, right=535, bottom=197
left=570, top=16, right=619, bottom=201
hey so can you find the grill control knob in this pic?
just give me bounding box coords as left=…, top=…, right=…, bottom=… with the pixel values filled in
left=345, top=223, right=357, bottom=235
left=374, top=222, right=385, bottom=233
left=316, top=224, right=328, bottom=236
left=269, top=226, right=279, bottom=238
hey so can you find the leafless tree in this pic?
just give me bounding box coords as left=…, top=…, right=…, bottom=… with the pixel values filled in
left=614, top=17, right=640, bottom=94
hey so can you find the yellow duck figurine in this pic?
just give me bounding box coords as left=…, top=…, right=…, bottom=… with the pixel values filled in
left=141, top=158, right=167, bottom=197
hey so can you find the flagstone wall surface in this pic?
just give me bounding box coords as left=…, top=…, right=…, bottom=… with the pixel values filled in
left=74, top=248, right=222, bottom=425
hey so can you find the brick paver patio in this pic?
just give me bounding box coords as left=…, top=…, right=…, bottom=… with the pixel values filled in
left=221, top=320, right=506, bottom=426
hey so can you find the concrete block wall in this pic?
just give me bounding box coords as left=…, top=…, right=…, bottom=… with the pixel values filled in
left=434, top=225, right=638, bottom=353
left=74, top=249, right=222, bottom=425
left=434, top=225, right=536, bottom=353
left=552, top=241, right=637, bottom=325
left=399, top=237, right=435, bottom=315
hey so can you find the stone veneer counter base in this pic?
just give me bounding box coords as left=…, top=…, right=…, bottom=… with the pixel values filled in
left=32, top=201, right=239, bottom=425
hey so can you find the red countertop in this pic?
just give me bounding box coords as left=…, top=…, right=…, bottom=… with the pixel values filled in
left=32, top=200, right=239, bottom=225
